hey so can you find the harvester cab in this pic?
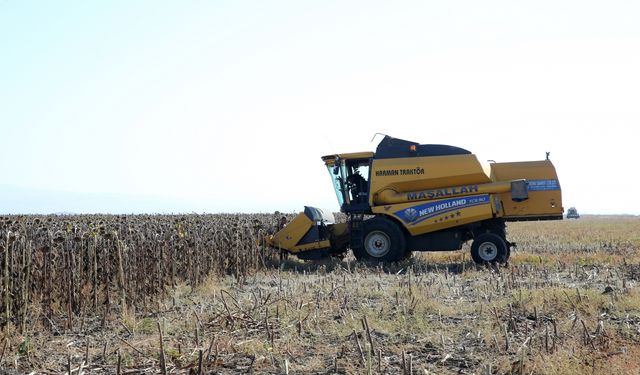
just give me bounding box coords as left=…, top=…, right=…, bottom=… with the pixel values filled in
left=324, top=153, right=373, bottom=211
left=264, top=136, right=563, bottom=264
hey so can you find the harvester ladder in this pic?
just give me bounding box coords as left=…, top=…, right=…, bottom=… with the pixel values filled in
left=349, top=213, right=365, bottom=249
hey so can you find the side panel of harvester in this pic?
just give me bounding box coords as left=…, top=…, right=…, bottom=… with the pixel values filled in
left=491, top=160, right=563, bottom=220
left=368, top=153, right=506, bottom=235
left=369, top=154, right=492, bottom=205
left=372, top=194, right=499, bottom=236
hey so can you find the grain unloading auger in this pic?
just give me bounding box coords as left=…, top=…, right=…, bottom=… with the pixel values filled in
left=264, top=136, right=563, bottom=264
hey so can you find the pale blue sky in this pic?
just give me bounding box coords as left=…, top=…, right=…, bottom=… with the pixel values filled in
left=1, top=1, right=639, bottom=214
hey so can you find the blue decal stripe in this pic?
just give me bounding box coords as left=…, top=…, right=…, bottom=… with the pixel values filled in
left=409, top=201, right=490, bottom=225
left=394, top=194, right=491, bottom=225
left=528, top=179, right=560, bottom=191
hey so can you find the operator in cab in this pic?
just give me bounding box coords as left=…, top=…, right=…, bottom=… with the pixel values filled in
left=347, top=170, right=367, bottom=203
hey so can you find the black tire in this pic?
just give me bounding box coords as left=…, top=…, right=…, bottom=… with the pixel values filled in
left=353, top=218, right=407, bottom=262
left=471, top=233, right=508, bottom=264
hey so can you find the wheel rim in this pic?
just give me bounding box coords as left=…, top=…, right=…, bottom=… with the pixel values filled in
left=477, top=241, right=498, bottom=261
left=364, top=231, right=391, bottom=258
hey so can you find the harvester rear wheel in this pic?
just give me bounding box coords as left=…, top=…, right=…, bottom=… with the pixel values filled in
left=471, top=233, right=508, bottom=264
left=354, top=218, right=407, bottom=262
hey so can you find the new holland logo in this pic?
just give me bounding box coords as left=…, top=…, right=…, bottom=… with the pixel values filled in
left=396, top=194, right=490, bottom=225
left=404, top=208, right=418, bottom=222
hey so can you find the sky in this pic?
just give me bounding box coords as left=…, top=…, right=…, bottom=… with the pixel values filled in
left=1, top=1, right=639, bottom=215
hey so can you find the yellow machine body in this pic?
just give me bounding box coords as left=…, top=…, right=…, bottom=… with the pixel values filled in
left=363, top=156, right=562, bottom=236
left=490, top=160, right=563, bottom=219
left=266, top=136, right=562, bottom=262
left=263, top=206, right=349, bottom=259
left=265, top=212, right=331, bottom=253
left=369, top=154, right=492, bottom=198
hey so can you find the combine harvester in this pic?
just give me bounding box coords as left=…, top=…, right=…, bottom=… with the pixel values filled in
left=264, top=136, right=562, bottom=264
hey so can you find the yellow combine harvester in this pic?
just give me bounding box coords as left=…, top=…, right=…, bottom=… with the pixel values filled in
left=265, top=136, right=562, bottom=264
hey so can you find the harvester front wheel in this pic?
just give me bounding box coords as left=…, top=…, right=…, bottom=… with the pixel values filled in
left=471, top=233, right=508, bottom=264
left=354, top=218, right=407, bottom=262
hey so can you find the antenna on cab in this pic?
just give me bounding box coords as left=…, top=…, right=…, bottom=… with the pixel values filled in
left=370, top=133, right=387, bottom=142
